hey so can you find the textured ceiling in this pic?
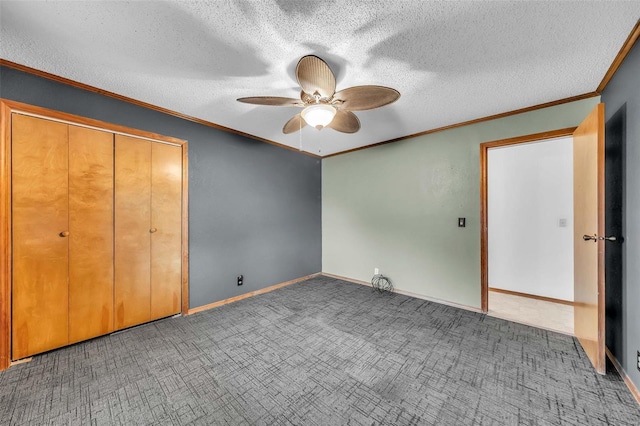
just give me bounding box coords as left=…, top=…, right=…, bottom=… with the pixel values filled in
left=1, top=1, right=639, bottom=156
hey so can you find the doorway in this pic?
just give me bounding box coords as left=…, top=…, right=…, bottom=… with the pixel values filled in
left=480, top=128, right=577, bottom=334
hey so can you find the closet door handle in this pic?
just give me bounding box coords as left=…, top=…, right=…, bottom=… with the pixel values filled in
left=59, top=231, right=70, bottom=237
left=150, top=228, right=158, bottom=233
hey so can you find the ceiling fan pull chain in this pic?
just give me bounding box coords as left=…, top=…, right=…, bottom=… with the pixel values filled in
left=299, top=116, right=302, bottom=151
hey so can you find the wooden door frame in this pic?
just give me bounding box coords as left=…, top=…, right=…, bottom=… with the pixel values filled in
left=479, top=127, right=577, bottom=312
left=0, top=99, right=190, bottom=371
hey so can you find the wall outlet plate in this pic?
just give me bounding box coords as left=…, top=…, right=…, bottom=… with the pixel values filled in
left=237, top=275, right=243, bottom=286
left=374, top=268, right=379, bottom=275
left=637, top=350, right=640, bottom=372
left=458, top=218, right=466, bottom=227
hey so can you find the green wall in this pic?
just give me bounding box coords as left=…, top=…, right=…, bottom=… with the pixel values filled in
left=323, top=97, right=599, bottom=308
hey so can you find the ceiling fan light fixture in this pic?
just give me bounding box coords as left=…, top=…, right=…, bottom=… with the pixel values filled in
left=301, top=104, right=336, bottom=129
left=238, top=55, right=398, bottom=134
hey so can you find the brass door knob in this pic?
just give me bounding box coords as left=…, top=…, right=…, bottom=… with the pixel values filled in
left=59, top=231, right=70, bottom=237
left=150, top=228, right=158, bottom=233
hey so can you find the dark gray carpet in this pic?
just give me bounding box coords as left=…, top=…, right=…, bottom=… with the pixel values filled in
left=1, top=276, right=638, bottom=425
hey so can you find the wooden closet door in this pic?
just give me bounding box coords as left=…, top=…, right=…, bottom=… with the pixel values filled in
left=12, top=114, right=69, bottom=359
left=68, top=126, right=114, bottom=343
left=150, top=143, right=182, bottom=320
left=115, top=135, right=151, bottom=329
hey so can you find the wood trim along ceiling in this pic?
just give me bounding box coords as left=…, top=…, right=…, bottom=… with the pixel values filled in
left=0, top=60, right=598, bottom=160
left=0, top=59, right=321, bottom=159
left=0, top=99, right=190, bottom=371
left=326, top=19, right=639, bottom=158
left=2, top=18, right=638, bottom=161
left=187, top=273, right=321, bottom=315
left=479, top=127, right=577, bottom=313
left=1, top=19, right=638, bottom=160
left=324, top=93, right=599, bottom=158
left=605, top=347, right=640, bottom=405
left=596, top=18, right=640, bottom=94
left=488, top=287, right=576, bottom=307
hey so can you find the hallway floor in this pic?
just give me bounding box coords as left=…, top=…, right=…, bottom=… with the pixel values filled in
left=488, top=290, right=574, bottom=335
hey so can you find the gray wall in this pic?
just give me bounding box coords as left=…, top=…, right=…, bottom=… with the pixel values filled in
left=0, top=66, right=322, bottom=309
left=601, top=40, right=640, bottom=391
left=323, top=97, right=599, bottom=308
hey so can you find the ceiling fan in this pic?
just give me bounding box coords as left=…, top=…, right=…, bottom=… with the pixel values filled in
left=237, top=55, right=400, bottom=134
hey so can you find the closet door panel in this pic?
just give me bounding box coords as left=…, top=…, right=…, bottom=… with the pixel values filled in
left=68, top=126, right=114, bottom=343
left=150, top=143, right=182, bottom=319
left=12, top=114, right=69, bottom=359
left=115, top=135, right=151, bottom=329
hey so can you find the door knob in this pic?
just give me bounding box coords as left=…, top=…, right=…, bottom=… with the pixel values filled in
left=582, top=234, right=597, bottom=242
left=150, top=228, right=158, bottom=233
left=598, top=235, right=617, bottom=242
left=59, top=231, right=70, bottom=237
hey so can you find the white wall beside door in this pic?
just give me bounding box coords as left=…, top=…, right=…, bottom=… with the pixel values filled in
left=488, top=136, right=574, bottom=301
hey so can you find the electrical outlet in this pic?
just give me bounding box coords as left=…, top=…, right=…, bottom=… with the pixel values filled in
left=237, top=275, right=243, bottom=286
left=374, top=268, right=379, bottom=275
left=458, top=218, right=466, bottom=227
left=637, top=350, right=640, bottom=372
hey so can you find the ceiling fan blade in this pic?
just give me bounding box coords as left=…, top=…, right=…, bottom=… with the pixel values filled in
left=237, top=96, right=303, bottom=107
left=283, top=113, right=307, bottom=134
left=327, top=110, right=360, bottom=133
left=296, top=55, right=336, bottom=99
left=333, top=85, right=400, bottom=111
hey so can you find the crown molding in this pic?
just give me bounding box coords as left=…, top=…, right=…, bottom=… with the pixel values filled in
left=597, top=19, right=640, bottom=93
left=3, top=18, right=637, bottom=159
left=0, top=59, right=321, bottom=159
left=323, top=92, right=598, bottom=158
left=325, top=19, right=639, bottom=158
